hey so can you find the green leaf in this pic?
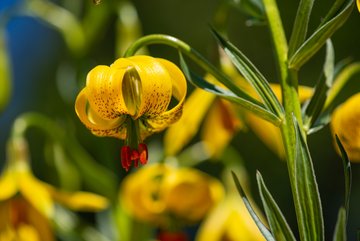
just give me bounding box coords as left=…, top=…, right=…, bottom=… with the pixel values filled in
left=231, top=171, right=276, bottom=241
left=211, top=29, right=284, bottom=118
left=335, top=135, right=352, bottom=220
left=256, top=172, right=297, bottom=241
left=332, top=208, right=346, bottom=241
left=304, top=39, right=335, bottom=133
left=25, top=0, right=86, bottom=57
left=0, top=30, right=11, bottom=113
left=179, top=53, right=282, bottom=126
left=288, top=0, right=314, bottom=57
left=292, top=116, right=324, bottom=241
left=288, top=0, right=353, bottom=70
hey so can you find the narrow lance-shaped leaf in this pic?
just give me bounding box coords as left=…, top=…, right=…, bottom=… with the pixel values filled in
left=231, top=171, right=276, bottom=241
left=304, top=39, right=335, bottom=133
left=335, top=135, right=352, bottom=220
left=289, top=0, right=353, bottom=70
left=332, top=208, right=346, bottom=241
left=211, top=29, right=284, bottom=118
left=179, top=53, right=282, bottom=126
left=256, top=171, right=297, bottom=241
left=288, top=0, right=314, bottom=57
left=292, top=116, right=324, bottom=241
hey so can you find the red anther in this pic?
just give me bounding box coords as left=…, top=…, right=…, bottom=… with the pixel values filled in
left=121, top=146, right=131, bottom=172
left=131, top=149, right=139, bottom=160
left=120, top=144, right=148, bottom=171
left=138, top=143, right=148, bottom=165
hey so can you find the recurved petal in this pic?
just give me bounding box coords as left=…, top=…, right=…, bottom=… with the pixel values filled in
left=113, top=56, right=173, bottom=118
left=331, top=93, right=360, bottom=161
left=47, top=186, right=109, bottom=211
left=18, top=170, right=54, bottom=218
left=0, top=168, right=17, bottom=201
left=139, top=57, right=188, bottom=140
left=75, top=88, right=127, bottom=138
left=85, top=65, right=129, bottom=119
left=164, top=88, right=214, bottom=156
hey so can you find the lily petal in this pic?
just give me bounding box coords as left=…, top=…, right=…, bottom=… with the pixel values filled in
left=357, top=0, right=360, bottom=12
left=75, top=88, right=127, bottom=138
left=0, top=168, right=17, bottom=201
left=139, top=57, right=187, bottom=139
left=18, top=170, right=54, bottom=218
left=201, top=99, right=243, bottom=157
left=86, top=65, right=129, bottom=119
left=47, top=187, right=109, bottom=211
left=26, top=198, right=55, bottom=241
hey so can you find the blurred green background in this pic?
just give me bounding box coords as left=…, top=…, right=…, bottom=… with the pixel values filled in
left=0, top=0, right=360, bottom=240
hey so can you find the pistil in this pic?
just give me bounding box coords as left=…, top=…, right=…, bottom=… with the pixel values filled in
left=121, top=118, right=148, bottom=171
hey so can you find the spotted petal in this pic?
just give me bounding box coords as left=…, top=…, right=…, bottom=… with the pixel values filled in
left=141, top=58, right=187, bottom=139
left=75, top=88, right=127, bottom=138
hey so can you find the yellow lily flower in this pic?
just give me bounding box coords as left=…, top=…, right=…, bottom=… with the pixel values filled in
left=0, top=138, right=109, bottom=240
left=195, top=194, right=265, bottom=241
left=330, top=93, right=360, bottom=161
left=357, top=0, right=360, bottom=12
left=120, top=163, right=224, bottom=228
left=75, top=55, right=187, bottom=171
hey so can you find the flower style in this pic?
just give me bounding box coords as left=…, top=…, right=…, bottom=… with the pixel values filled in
left=0, top=138, right=109, bottom=240
left=120, top=163, right=224, bottom=228
left=331, top=92, right=360, bottom=161
left=75, top=55, right=187, bottom=171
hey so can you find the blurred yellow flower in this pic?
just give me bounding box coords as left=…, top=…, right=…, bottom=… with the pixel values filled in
left=164, top=74, right=243, bottom=158
left=331, top=93, right=360, bottom=161
left=246, top=84, right=313, bottom=158
left=0, top=138, right=109, bottom=240
left=164, top=73, right=312, bottom=159
left=75, top=55, right=187, bottom=171
left=357, top=0, right=360, bottom=12
left=195, top=194, right=265, bottom=241
left=120, top=163, right=224, bottom=228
